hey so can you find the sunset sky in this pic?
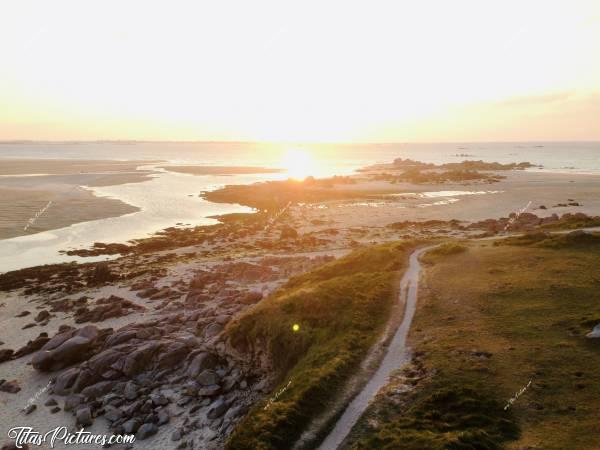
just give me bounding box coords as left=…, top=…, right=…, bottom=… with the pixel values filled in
left=1, top=0, right=599, bottom=142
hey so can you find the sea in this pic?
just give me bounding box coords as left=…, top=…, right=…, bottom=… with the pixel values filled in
left=0, top=141, right=598, bottom=272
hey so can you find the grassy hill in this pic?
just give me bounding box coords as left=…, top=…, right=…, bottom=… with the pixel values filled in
left=224, top=240, right=424, bottom=449
left=348, top=236, right=600, bottom=449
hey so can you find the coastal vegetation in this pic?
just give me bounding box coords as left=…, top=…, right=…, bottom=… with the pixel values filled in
left=202, top=176, right=361, bottom=211
left=372, top=169, right=504, bottom=184
left=202, top=158, right=542, bottom=214
left=538, top=213, right=600, bottom=231
left=350, top=239, right=600, bottom=449
left=224, top=240, right=425, bottom=449
left=361, top=158, right=536, bottom=172
left=361, top=158, right=537, bottom=185
left=497, top=230, right=600, bottom=249
left=420, top=241, right=467, bottom=264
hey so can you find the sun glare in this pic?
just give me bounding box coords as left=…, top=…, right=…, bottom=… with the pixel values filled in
left=282, top=149, right=317, bottom=180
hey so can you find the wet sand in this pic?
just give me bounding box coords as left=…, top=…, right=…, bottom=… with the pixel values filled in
left=0, top=159, right=159, bottom=176
left=291, top=170, right=600, bottom=231
left=0, top=160, right=157, bottom=239
left=159, top=165, right=282, bottom=175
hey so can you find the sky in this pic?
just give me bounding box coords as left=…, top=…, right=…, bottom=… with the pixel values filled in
left=0, top=0, right=599, bottom=142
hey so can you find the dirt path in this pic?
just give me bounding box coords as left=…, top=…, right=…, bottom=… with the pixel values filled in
left=316, top=245, right=435, bottom=450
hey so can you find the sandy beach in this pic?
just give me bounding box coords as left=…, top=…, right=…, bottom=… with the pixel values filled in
left=159, top=166, right=282, bottom=176
left=289, top=170, right=600, bottom=231
left=0, top=160, right=157, bottom=240
left=0, top=160, right=160, bottom=177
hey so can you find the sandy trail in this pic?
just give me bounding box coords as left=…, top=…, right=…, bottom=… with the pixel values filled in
left=317, top=245, right=435, bottom=450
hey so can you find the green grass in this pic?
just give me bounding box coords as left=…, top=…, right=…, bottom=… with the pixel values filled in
left=203, top=178, right=374, bottom=212
left=351, top=239, right=600, bottom=450
left=539, top=214, right=600, bottom=231
left=421, top=242, right=467, bottom=264
left=224, top=240, right=424, bottom=450
left=497, top=230, right=600, bottom=249
left=351, top=377, right=518, bottom=450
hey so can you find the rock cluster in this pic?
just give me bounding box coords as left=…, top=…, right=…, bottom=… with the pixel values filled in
left=29, top=317, right=266, bottom=446
left=74, top=295, right=144, bottom=323
left=468, top=212, right=557, bottom=233
left=468, top=212, right=598, bottom=234
left=2, top=252, right=335, bottom=447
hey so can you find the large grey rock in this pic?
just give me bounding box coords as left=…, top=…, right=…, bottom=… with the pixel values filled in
left=51, top=336, right=92, bottom=362
left=71, top=368, right=96, bottom=393
left=41, top=330, right=75, bottom=352
left=104, top=330, right=138, bottom=348
left=124, top=381, right=139, bottom=401
left=35, top=310, right=50, bottom=322
left=88, top=348, right=123, bottom=373
left=33, top=334, right=94, bottom=372
left=80, top=381, right=113, bottom=399
left=157, top=342, right=188, bottom=368
left=207, top=398, right=228, bottom=419
left=13, top=334, right=51, bottom=359
left=198, top=385, right=221, bottom=397
left=171, top=429, right=182, bottom=441
left=224, top=404, right=246, bottom=421
left=157, top=409, right=170, bottom=425
left=150, top=393, right=168, bottom=406
left=63, top=394, right=84, bottom=412
left=122, top=418, right=142, bottom=434
left=0, top=348, right=13, bottom=362
left=53, top=367, right=80, bottom=395
left=186, top=352, right=218, bottom=377
left=104, top=405, right=123, bottom=422
left=76, top=407, right=93, bottom=426
left=116, top=342, right=161, bottom=377
left=31, top=351, right=54, bottom=371
left=136, top=423, right=158, bottom=440
left=204, top=427, right=217, bottom=441
left=203, top=323, right=224, bottom=339
left=197, top=369, right=220, bottom=386
left=75, top=325, right=99, bottom=341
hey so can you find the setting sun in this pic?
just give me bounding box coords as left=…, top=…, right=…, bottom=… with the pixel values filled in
left=281, top=148, right=317, bottom=180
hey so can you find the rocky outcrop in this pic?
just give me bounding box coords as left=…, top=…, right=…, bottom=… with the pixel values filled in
left=0, top=349, right=14, bottom=363
left=13, top=333, right=50, bottom=359
left=25, top=314, right=267, bottom=445
left=468, top=213, right=559, bottom=233
left=0, top=379, right=21, bottom=393
left=468, top=212, right=599, bottom=234
left=32, top=326, right=101, bottom=371
left=5, top=249, right=336, bottom=447
left=74, top=295, right=144, bottom=323
left=87, top=262, right=118, bottom=285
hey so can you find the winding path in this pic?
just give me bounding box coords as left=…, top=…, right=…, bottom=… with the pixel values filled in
left=317, top=246, right=434, bottom=450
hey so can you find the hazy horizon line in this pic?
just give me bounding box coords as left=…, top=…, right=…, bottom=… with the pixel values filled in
left=0, top=139, right=598, bottom=145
